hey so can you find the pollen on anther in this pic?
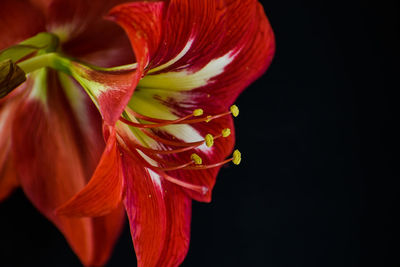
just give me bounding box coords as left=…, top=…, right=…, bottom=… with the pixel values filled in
left=193, top=109, right=204, bottom=116
left=222, top=128, right=231, bottom=138
left=191, top=153, right=203, bottom=165
left=232, top=149, right=241, bottom=165
left=205, top=134, right=214, bottom=147
left=230, top=105, right=239, bottom=117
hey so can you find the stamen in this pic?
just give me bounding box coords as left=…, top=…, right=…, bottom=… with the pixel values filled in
left=140, top=128, right=227, bottom=150
left=120, top=115, right=192, bottom=128
left=121, top=106, right=238, bottom=129
left=162, top=173, right=209, bottom=195
left=193, top=108, right=204, bottom=116
left=178, top=106, right=239, bottom=124
left=232, top=149, right=241, bottom=165
left=140, top=129, right=204, bottom=147
left=184, top=158, right=232, bottom=170
left=179, top=111, right=231, bottom=124
left=131, top=142, right=200, bottom=155
left=127, top=108, right=203, bottom=123
left=222, top=128, right=231, bottom=137
left=158, top=161, right=195, bottom=171
left=184, top=149, right=242, bottom=170
left=230, top=105, right=239, bottom=117
left=191, top=153, right=203, bottom=165
left=205, top=134, right=214, bottom=147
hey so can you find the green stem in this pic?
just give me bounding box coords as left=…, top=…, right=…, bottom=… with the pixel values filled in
left=17, top=53, right=56, bottom=73
left=0, top=32, right=59, bottom=63
left=17, top=52, right=74, bottom=75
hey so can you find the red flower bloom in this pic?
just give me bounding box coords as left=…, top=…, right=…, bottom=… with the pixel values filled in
left=0, top=0, right=274, bottom=266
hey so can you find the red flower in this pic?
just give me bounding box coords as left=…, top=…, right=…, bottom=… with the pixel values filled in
left=0, top=0, right=274, bottom=266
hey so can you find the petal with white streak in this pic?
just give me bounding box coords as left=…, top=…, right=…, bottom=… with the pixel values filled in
left=122, top=153, right=191, bottom=267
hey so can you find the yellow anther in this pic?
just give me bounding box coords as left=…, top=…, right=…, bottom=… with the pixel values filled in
left=230, top=105, right=239, bottom=117
left=205, top=115, right=212, bottom=122
left=191, top=153, right=203, bottom=165
left=232, top=149, right=241, bottom=165
left=222, top=128, right=231, bottom=138
left=205, top=134, right=214, bottom=147
left=193, top=109, right=204, bottom=116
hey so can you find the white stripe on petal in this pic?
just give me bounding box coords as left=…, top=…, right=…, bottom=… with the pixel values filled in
left=148, top=38, right=195, bottom=74
left=139, top=50, right=239, bottom=91
left=135, top=151, right=164, bottom=196
left=147, top=168, right=163, bottom=193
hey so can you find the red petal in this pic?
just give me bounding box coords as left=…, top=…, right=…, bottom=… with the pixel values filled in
left=90, top=204, right=126, bottom=266
left=147, top=0, right=228, bottom=71
left=33, top=0, right=128, bottom=41
left=95, top=70, right=138, bottom=126
left=27, top=0, right=135, bottom=67
left=0, top=95, right=21, bottom=201
left=0, top=0, right=45, bottom=50
left=108, top=2, right=165, bottom=67
left=70, top=62, right=138, bottom=125
left=56, top=127, right=124, bottom=217
left=68, top=2, right=164, bottom=126
left=135, top=0, right=275, bottom=107
left=0, top=154, right=18, bottom=202
left=41, top=0, right=135, bottom=67
left=202, top=1, right=275, bottom=105
left=122, top=154, right=191, bottom=267
left=12, top=71, right=123, bottom=266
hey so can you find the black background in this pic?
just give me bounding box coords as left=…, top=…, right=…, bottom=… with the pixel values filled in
left=0, top=0, right=398, bottom=266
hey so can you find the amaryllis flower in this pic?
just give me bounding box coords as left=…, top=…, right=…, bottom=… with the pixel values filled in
left=0, top=0, right=274, bottom=266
